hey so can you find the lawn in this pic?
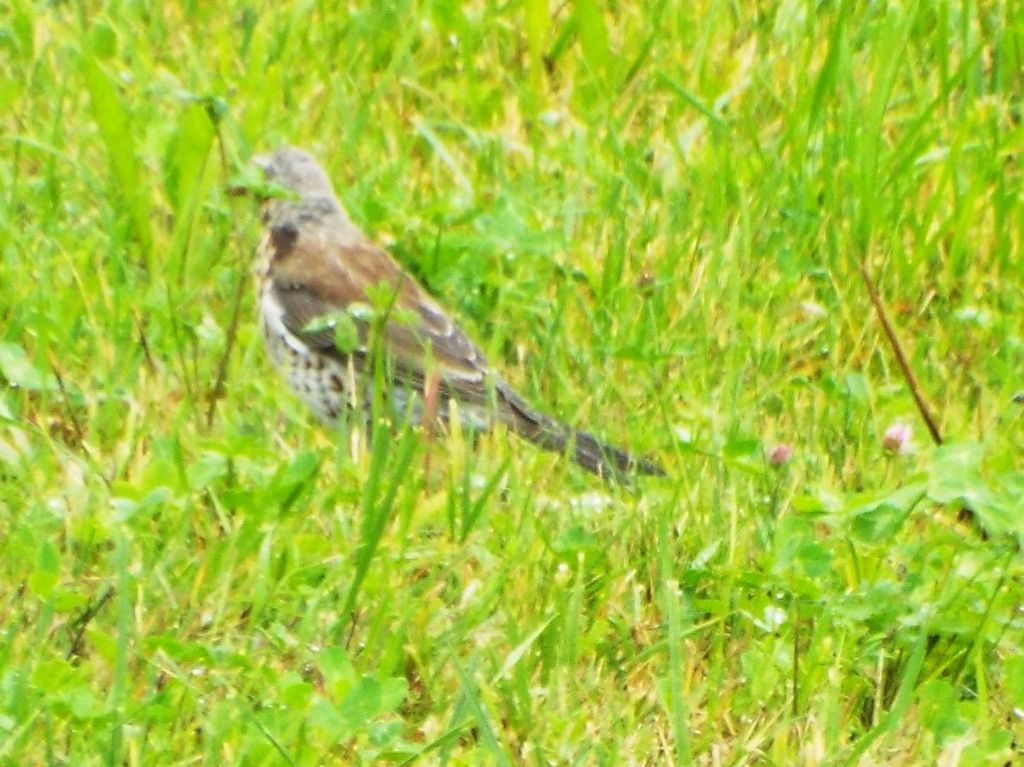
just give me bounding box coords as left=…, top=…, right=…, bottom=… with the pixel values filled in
left=1, top=1, right=1023, bottom=764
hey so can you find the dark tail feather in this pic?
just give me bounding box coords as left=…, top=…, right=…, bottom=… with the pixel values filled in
left=501, top=386, right=665, bottom=481
left=565, top=426, right=666, bottom=478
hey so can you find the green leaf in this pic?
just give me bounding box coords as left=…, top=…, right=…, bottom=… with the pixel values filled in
left=37, top=540, right=58, bottom=572
left=143, top=635, right=216, bottom=665
left=302, top=312, right=344, bottom=334
left=228, top=169, right=298, bottom=202
left=187, top=452, right=229, bottom=489
left=574, top=0, right=609, bottom=75
left=368, top=719, right=402, bottom=748
left=339, top=676, right=382, bottom=730
left=277, top=672, right=314, bottom=710
left=278, top=451, right=319, bottom=486
left=10, top=5, right=33, bottom=58
left=29, top=541, right=59, bottom=598
left=81, top=55, right=152, bottom=252
left=163, top=102, right=215, bottom=216
left=264, top=451, right=320, bottom=512
left=791, top=490, right=844, bottom=515
left=846, top=480, right=926, bottom=542
left=1004, top=656, right=1024, bottom=709
left=28, top=569, right=58, bottom=599
left=917, top=679, right=968, bottom=744
left=51, top=588, right=88, bottom=613
left=163, top=102, right=216, bottom=283
left=926, top=442, right=1017, bottom=534
left=303, top=310, right=364, bottom=353
left=333, top=312, right=361, bottom=354
left=64, top=686, right=106, bottom=720
left=452, top=659, right=511, bottom=766
left=807, top=0, right=848, bottom=129
left=552, top=525, right=599, bottom=555
left=87, top=628, right=118, bottom=665
left=849, top=504, right=906, bottom=543
left=927, top=442, right=983, bottom=504
left=310, top=697, right=347, bottom=740
left=795, top=539, right=832, bottom=578
left=88, top=21, right=117, bottom=58
left=843, top=372, right=870, bottom=404
left=340, top=424, right=419, bottom=621
left=378, top=676, right=408, bottom=713
left=346, top=302, right=376, bottom=323
left=494, top=617, right=556, bottom=683
left=524, top=0, right=548, bottom=92
left=722, top=435, right=760, bottom=458
left=318, top=646, right=357, bottom=697
left=773, top=517, right=833, bottom=581
left=365, top=282, right=402, bottom=313
left=111, top=487, right=171, bottom=523
left=31, top=658, right=77, bottom=693
left=0, top=342, right=55, bottom=391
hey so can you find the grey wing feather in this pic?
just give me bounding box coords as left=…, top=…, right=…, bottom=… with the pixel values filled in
left=271, top=278, right=369, bottom=353
left=270, top=277, right=496, bottom=407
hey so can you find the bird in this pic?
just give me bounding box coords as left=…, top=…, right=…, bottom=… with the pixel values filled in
left=250, top=146, right=665, bottom=480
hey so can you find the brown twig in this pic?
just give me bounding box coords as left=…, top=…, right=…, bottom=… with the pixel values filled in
left=134, top=311, right=158, bottom=374
left=857, top=260, right=943, bottom=446
left=45, top=350, right=85, bottom=447
left=206, top=267, right=248, bottom=429
left=204, top=114, right=248, bottom=429
left=858, top=259, right=990, bottom=537
left=66, top=587, right=114, bottom=660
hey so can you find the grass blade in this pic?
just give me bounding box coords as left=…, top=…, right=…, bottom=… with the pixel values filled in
left=80, top=55, right=152, bottom=257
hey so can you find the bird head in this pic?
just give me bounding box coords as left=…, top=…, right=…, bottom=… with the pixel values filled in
left=252, top=147, right=336, bottom=201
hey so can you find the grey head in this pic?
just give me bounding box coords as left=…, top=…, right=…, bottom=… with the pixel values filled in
left=253, top=146, right=337, bottom=201
left=253, top=146, right=361, bottom=240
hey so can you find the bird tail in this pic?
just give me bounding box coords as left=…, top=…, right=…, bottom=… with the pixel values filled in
left=499, top=385, right=665, bottom=480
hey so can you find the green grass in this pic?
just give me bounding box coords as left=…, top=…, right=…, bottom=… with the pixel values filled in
left=2, top=1, right=1023, bottom=764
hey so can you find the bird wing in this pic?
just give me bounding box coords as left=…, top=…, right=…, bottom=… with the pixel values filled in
left=267, top=219, right=494, bottom=404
